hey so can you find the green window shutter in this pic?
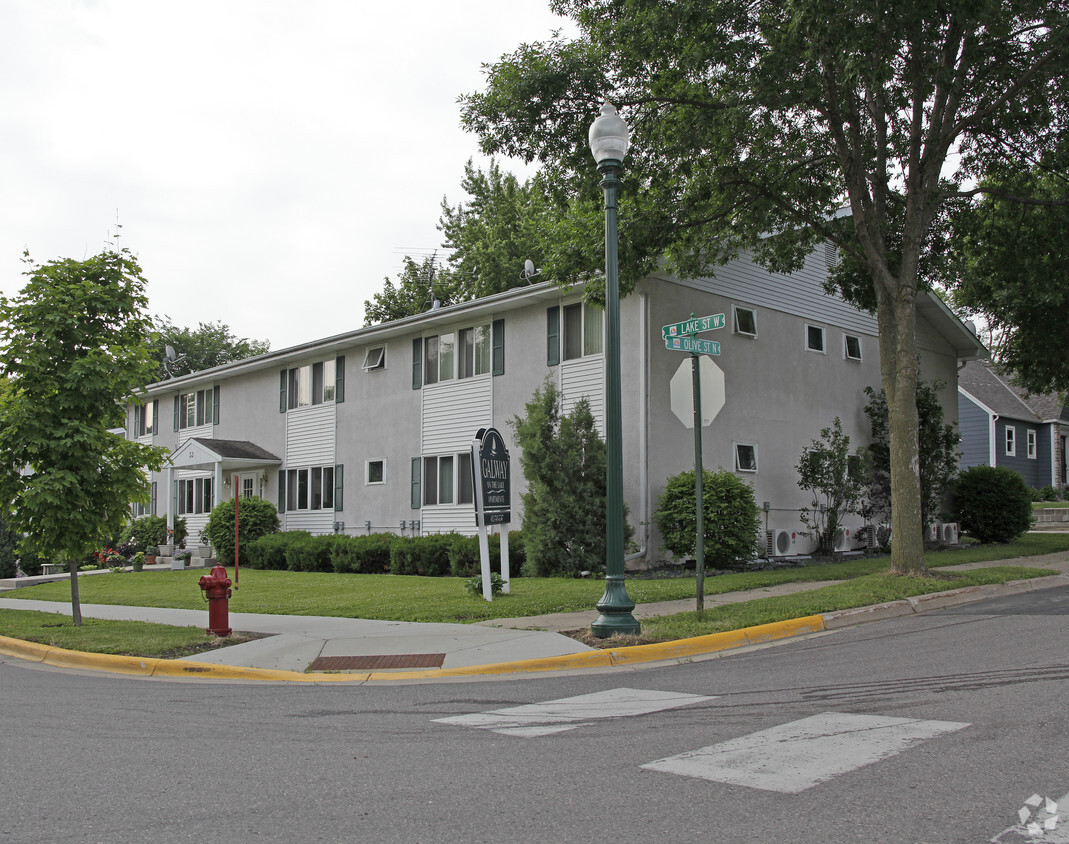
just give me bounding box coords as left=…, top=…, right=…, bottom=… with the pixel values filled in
left=152, top=399, right=159, bottom=433
left=150, top=482, right=157, bottom=516
left=279, top=370, right=287, bottom=413
left=412, top=338, right=423, bottom=389
left=335, top=355, right=345, bottom=403
left=334, top=464, right=344, bottom=511
left=173, top=395, right=180, bottom=431
left=212, top=385, right=220, bottom=425
left=547, top=306, right=560, bottom=366
left=133, top=404, right=142, bottom=436
left=277, top=470, right=287, bottom=513
left=410, top=458, right=421, bottom=509
left=492, top=318, right=505, bottom=375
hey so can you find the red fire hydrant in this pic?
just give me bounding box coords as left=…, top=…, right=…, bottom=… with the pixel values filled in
left=198, top=564, right=233, bottom=637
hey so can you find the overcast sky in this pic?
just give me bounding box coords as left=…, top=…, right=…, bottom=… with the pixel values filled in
left=0, top=0, right=574, bottom=351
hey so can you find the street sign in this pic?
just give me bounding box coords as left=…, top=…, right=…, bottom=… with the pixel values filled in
left=662, top=313, right=725, bottom=339
left=665, top=336, right=721, bottom=355
left=670, top=356, right=725, bottom=428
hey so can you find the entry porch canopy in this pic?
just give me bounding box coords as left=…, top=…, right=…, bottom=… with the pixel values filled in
left=166, top=438, right=281, bottom=533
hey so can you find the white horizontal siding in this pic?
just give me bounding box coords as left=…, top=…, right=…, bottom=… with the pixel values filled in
left=178, top=423, right=213, bottom=442
left=283, top=511, right=336, bottom=535
left=669, top=248, right=880, bottom=337
left=422, top=378, right=492, bottom=453
left=561, top=357, right=605, bottom=434
left=286, top=404, right=335, bottom=465
left=421, top=506, right=478, bottom=537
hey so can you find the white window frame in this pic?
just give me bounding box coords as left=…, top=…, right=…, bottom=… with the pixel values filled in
left=732, top=305, right=757, bottom=338
left=422, top=452, right=475, bottom=506
left=1027, top=429, right=1037, bottom=459
left=562, top=301, right=603, bottom=361
left=1005, top=426, right=1016, bottom=457
left=805, top=324, right=826, bottom=354
left=286, top=465, right=335, bottom=511
left=362, top=346, right=386, bottom=372
left=287, top=361, right=336, bottom=408
left=734, top=442, right=758, bottom=473
left=365, top=459, right=386, bottom=485
left=844, top=334, right=862, bottom=361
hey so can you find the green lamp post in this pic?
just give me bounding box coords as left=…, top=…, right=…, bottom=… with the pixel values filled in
left=589, top=100, right=641, bottom=638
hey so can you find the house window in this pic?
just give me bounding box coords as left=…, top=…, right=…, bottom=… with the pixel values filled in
left=844, top=334, right=862, bottom=361
left=1027, top=429, right=1037, bottom=459
left=176, top=388, right=218, bottom=430
left=362, top=346, right=386, bottom=371
left=242, top=477, right=254, bottom=499
left=422, top=324, right=498, bottom=384
left=1005, top=426, right=1016, bottom=457
left=421, top=453, right=474, bottom=506
left=366, top=459, right=385, bottom=485
left=806, top=325, right=826, bottom=354
left=423, top=336, right=439, bottom=385
left=134, top=400, right=157, bottom=437
left=177, top=478, right=213, bottom=515
left=438, top=333, right=455, bottom=382
left=561, top=302, right=603, bottom=361
left=286, top=466, right=334, bottom=511
left=458, top=325, right=492, bottom=378
left=734, top=443, right=758, bottom=473
left=733, top=306, right=757, bottom=338
left=285, top=360, right=336, bottom=409
left=132, top=482, right=157, bottom=517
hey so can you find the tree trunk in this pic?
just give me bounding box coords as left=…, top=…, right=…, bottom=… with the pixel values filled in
left=68, top=558, right=82, bottom=626
left=877, top=284, right=929, bottom=577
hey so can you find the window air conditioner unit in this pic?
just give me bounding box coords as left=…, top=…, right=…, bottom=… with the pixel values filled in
left=833, top=528, right=853, bottom=552
left=765, top=529, right=797, bottom=558
left=940, top=522, right=960, bottom=544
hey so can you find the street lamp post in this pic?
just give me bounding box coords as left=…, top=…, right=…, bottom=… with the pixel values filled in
left=589, top=100, right=641, bottom=638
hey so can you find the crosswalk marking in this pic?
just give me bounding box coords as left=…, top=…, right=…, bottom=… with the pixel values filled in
left=433, top=687, right=716, bottom=737
left=642, top=711, right=970, bottom=793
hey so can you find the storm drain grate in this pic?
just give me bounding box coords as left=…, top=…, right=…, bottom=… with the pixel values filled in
left=308, top=654, right=446, bottom=671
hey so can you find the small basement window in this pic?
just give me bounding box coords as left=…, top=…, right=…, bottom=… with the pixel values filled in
left=363, top=346, right=386, bottom=371
left=733, top=306, right=757, bottom=338
left=844, top=334, right=862, bottom=361
left=806, top=324, right=826, bottom=354
left=734, top=443, right=758, bottom=473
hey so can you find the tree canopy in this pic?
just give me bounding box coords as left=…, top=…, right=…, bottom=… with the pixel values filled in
left=0, top=249, right=168, bottom=623
left=460, top=0, right=1068, bottom=575
left=148, top=318, right=270, bottom=381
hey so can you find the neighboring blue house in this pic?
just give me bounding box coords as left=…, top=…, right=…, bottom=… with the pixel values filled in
left=958, top=360, right=1069, bottom=491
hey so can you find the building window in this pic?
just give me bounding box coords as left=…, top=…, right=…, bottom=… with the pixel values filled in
left=242, top=477, right=254, bottom=499
left=806, top=325, right=825, bottom=354
left=363, top=346, right=386, bottom=371
left=561, top=302, right=603, bottom=361
left=286, top=466, right=334, bottom=511
left=176, top=387, right=218, bottom=430
left=1027, top=429, right=1037, bottom=459
left=421, top=453, right=474, bottom=506
left=458, top=325, right=492, bottom=379
left=132, top=482, right=157, bottom=517
left=844, top=334, right=862, bottom=361
left=366, top=459, right=385, bottom=485
left=177, top=478, right=213, bottom=515
left=733, top=306, right=757, bottom=338
left=1005, top=426, right=1016, bottom=457
left=734, top=443, right=758, bottom=473
left=285, top=360, right=336, bottom=409
left=134, top=400, right=157, bottom=437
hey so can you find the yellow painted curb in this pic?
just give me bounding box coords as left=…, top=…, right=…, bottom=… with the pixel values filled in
left=0, top=615, right=827, bottom=683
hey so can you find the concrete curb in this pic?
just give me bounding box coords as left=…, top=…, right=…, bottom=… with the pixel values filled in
left=3, top=572, right=1067, bottom=683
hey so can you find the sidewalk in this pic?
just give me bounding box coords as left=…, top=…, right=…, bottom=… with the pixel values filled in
left=1, top=551, right=1067, bottom=682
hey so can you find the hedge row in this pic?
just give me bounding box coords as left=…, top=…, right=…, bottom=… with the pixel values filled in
left=242, top=530, right=526, bottom=577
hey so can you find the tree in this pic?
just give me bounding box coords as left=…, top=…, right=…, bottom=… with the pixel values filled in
left=510, top=379, right=627, bottom=576
left=460, top=1, right=1067, bottom=575
left=0, top=249, right=169, bottom=624
left=863, top=382, right=961, bottom=533
left=795, top=418, right=865, bottom=555
left=148, top=318, right=270, bottom=380
left=363, top=256, right=455, bottom=325
left=654, top=469, right=761, bottom=569
left=948, top=146, right=1069, bottom=396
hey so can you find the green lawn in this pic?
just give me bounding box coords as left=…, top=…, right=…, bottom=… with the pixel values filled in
left=2, top=532, right=1066, bottom=657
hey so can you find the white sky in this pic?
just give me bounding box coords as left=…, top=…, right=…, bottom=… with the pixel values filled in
left=0, top=0, right=573, bottom=351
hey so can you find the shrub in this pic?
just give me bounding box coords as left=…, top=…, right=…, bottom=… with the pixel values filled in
left=285, top=534, right=338, bottom=572
left=120, top=515, right=168, bottom=552
left=389, top=534, right=454, bottom=576
left=331, top=533, right=397, bottom=574
left=203, top=497, right=280, bottom=565
left=1036, top=485, right=1061, bottom=502
left=245, top=531, right=310, bottom=570
left=465, top=571, right=505, bottom=596
left=947, top=465, right=1034, bottom=543
left=654, top=469, right=762, bottom=569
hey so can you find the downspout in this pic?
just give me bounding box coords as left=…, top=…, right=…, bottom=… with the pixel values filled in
left=989, top=413, right=999, bottom=467
left=624, top=291, right=649, bottom=565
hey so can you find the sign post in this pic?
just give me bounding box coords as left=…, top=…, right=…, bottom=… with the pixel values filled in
left=471, top=427, right=512, bottom=601
left=663, top=313, right=726, bottom=613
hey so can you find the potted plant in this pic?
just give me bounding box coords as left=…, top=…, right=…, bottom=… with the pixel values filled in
left=131, top=551, right=146, bottom=572
left=172, top=548, right=192, bottom=570
left=144, top=545, right=159, bottom=564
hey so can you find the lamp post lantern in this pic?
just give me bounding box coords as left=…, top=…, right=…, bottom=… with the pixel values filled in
left=589, top=100, right=641, bottom=637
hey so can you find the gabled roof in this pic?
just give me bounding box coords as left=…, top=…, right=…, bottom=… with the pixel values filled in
left=171, top=438, right=281, bottom=471
left=958, top=361, right=1046, bottom=422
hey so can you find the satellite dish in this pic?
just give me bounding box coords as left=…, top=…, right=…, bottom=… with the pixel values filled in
left=165, top=345, right=176, bottom=361
left=162, top=344, right=186, bottom=379
left=521, top=259, right=541, bottom=283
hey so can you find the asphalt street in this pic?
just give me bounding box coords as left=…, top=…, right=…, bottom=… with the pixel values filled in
left=2, top=585, right=1067, bottom=843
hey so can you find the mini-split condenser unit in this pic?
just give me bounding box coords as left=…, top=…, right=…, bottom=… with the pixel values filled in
left=765, top=529, right=797, bottom=557
left=939, top=522, right=960, bottom=544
